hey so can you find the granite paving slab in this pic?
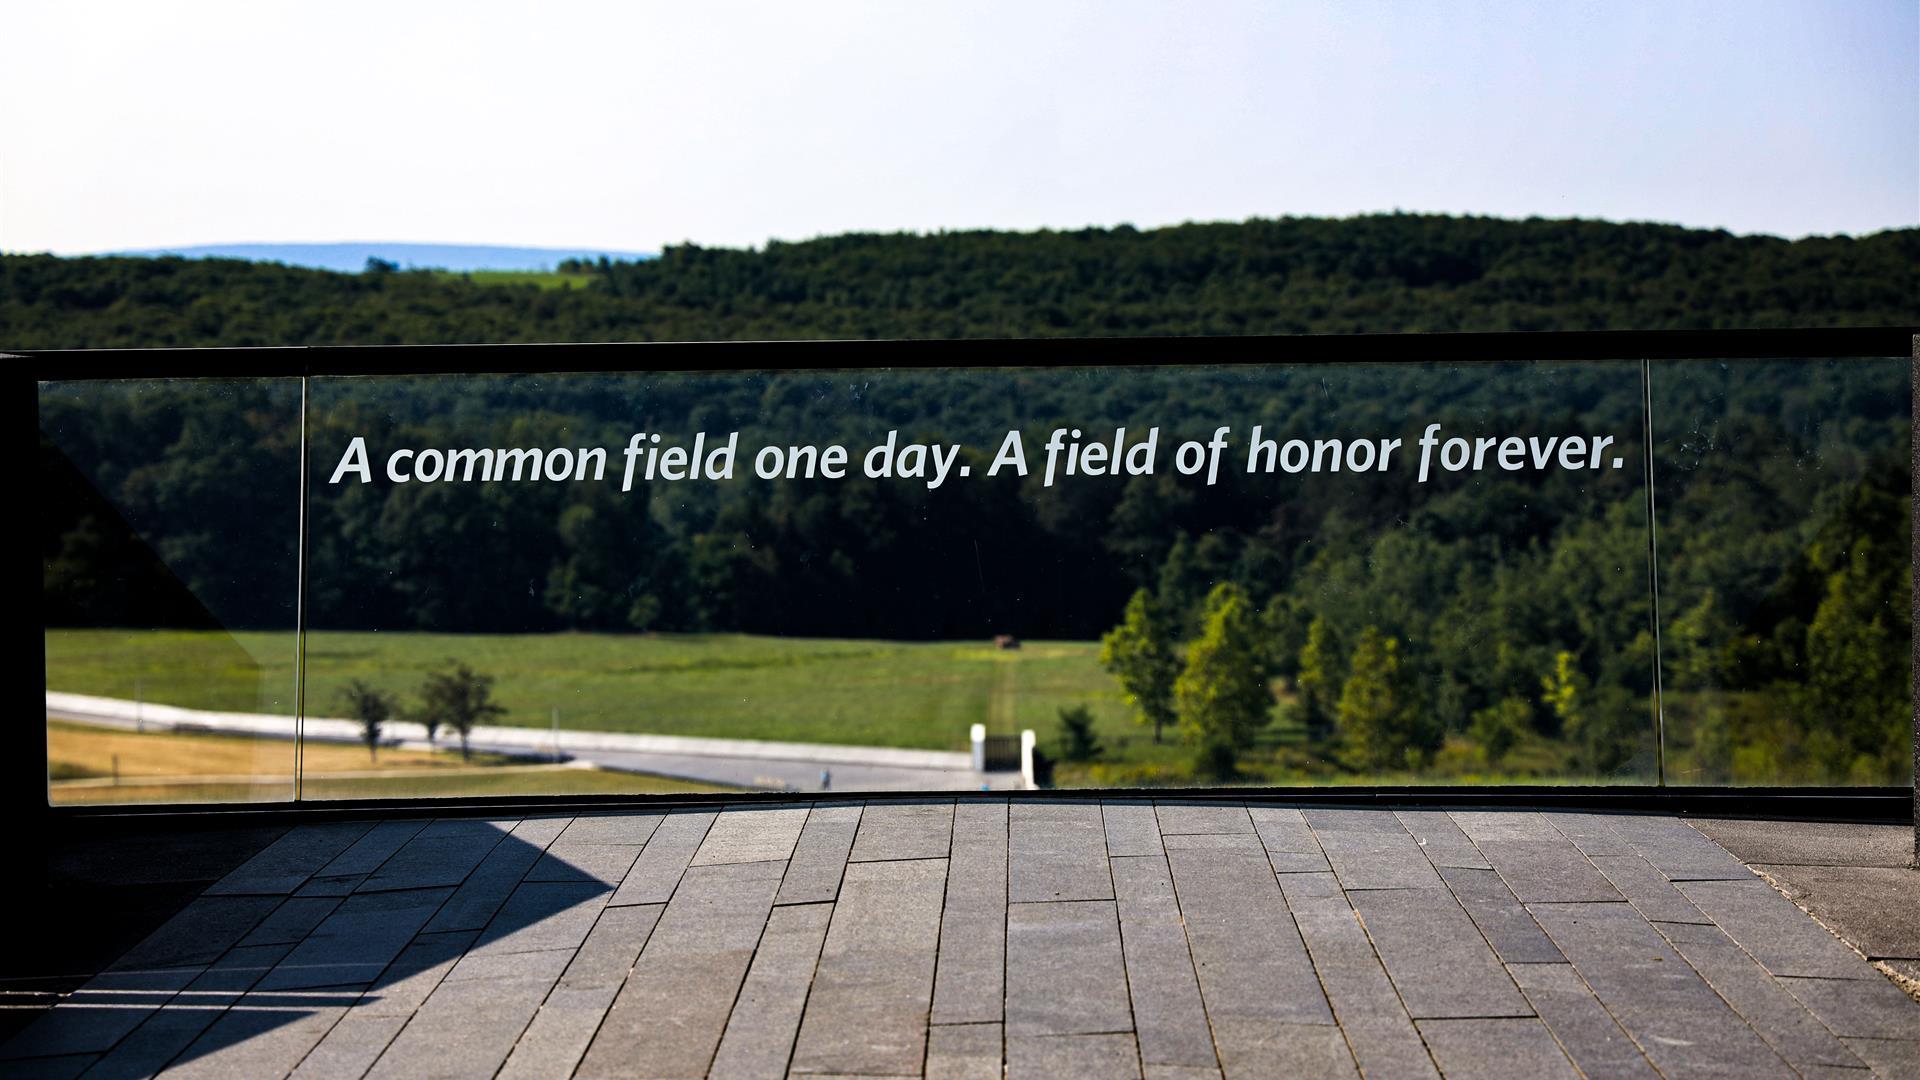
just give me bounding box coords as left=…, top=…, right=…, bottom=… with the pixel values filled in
left=1396, top=809, right=1493, bottom=869
left=693, top=805, right=810, bottom=867
left=1417, top=1018, right=1579, bottom=1079
left=1292, top=905, right=1439, bottom=1078
left=607, top=809, right=718, bottom=907
left=1005, top=1033, right=1141, bottom=1080
left=789, top=858, right=948, bottom=1076
left=1110, top=855, right=1218, bottom=1070
left=1347, top=887, right=1530, bottom=1019
left=421, top=817, right=570, bottom=933
left=1102, top=800, right=1163, bottom=856
left=925, top=1023, right=1000, bottom=1080
left=358, top=818, right=514, bottom=893
left=931, top=801, right=1008, bottom=1025
left=1303, top=809, right=1444, bottom=889
left=1164, top=834, right=1332, bottom=1030
left=848, top=801, right=953, bottom=862
left=205, top=823, right=376, bottom=896
left=1655, top=919, right=1869, bottom=1072
left=776, top=803, right=862, bottom=906
left=709, top=903, right=833, bottom=1079
left=1438, top=865, right=1565, bottom=964
left=1678, top=877, right=1875, bottom=979
left=1005, top=901, right=1131, bottom=1036
left=1507, top=962, right=1658, bottom=1079
left=1529, top=900, right=1797, bottom=1078
left=577, top=861, right=786, bottom=1078
left=1009, top=800, right=1112, bottom=902
left=12, top=805, right=1911, bottom=1079
left=1589, top=852, right=1711, bottom=924
left=1154, top=801, right=1254, bottom=835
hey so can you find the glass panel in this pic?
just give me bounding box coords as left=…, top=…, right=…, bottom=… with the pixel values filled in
left=1652, top=357, right=1913, bottom=786
left=40, top=378, right=303, bottom=804
left=302, top=359, right=1653, bottom=796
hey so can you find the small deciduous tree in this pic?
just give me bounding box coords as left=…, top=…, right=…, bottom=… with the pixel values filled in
left=336, top=679, right=396, bottom=762
left=1099, top=588, right=1179, bottom=743
left=1541, top=650, right=1640, bottom=774
left=1468, top=696, right=1532, bottom=767
left=418, top=661, right=507, bottom=762
left=1295, top=615, right=1345, bottom=741
left=1336, top=626, right=1440, bottom=770
left=1174, top=583, right=1274, bottom=777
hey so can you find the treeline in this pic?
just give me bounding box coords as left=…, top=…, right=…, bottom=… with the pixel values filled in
left=28, top=214, right=1915, bottom=784
left=7, top=215, right=1919, bottom=348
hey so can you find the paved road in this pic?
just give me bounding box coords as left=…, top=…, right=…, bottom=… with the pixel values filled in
left=47, top=691, right=1021, bottom=793
left=6, top=802, right=1916, bottom=1077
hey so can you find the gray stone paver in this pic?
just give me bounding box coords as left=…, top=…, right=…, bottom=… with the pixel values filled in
left=925, top=1023, right=1000, bottom=1080
left=1005, top=901, right=1131, bottom=1036
left=1417, top=1018, right=1579, bottom=1079
left=931, top=801, right=1008, bottom=1025
left=1111, top=855, right=1218, bottom=1070
left=1347, top=887, right=1531, bottom=1019
left=1396, top=809, right=1493, bottom=869
left=578, top=860, right=786, bottom=1078
left=709, top=902, right=833, bottom=1079
left=1656, top=919, right=1869, bottom=1072
left=848, top=800, right=952, bottom=862
left=14, top=804, right=1913, bottom=1079
left=1009, top=800, right=1111, bottom=901
left=1438, top=865, right=1565, bottom=964
left=693, top=805, right=809, bottom=866
left=776, top=803, right=862, bottom=905
left=1103, top=800, right=1163, bottom=856
left=1678, top=876, right=1878, bottom=979
left=1589, top=851, right=1712, bottom=924
left=606, top=809, right=717, bottom=906
left=1304, top=808, right=1445, bottom=889
left=790, top=858, right=948, bottom=1076
left=1529, top=900, right=1798, bottom=1078
left=1507, top=962, right=1658, bottom=1079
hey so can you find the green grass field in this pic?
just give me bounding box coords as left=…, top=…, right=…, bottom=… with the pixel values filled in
left=432, top=269, right=599, bottom=290
left=43, top=629, right=1126, bottom=752
left=45, top=629, right=1619, bottom=787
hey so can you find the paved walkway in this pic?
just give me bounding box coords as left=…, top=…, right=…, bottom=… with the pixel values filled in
left=4, top=802, right=1917, bottom=1079
left=47, top=693, right=1018, bottom=792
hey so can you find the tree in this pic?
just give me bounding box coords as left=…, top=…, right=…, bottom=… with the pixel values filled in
left=1099, top=589, right=1180, bottom=743
left=1468, top=696, right=1531, bottom=767
left=417, top=661, right=507, bottom=762
left=1295, top=615, right=1345, bottom=741
left=336, top=679, right=396, bottom=762
left=1174, top=583, right=1274, bottom=777
left=1056, top=705, right=1102, bottom=761
left=1336, top=626, right=1436, bottom=770
left=1541, top=650, right=1641, bottom=774
left=1803, top=549, right=1909, bottom=780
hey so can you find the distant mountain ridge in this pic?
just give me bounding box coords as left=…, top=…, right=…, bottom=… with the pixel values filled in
left=104, top=242, right=654, bottom=273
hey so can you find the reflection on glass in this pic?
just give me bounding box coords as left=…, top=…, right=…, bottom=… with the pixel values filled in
left=300, top=361, right=1655, bottom=795
left=1652, top=358, right=1913, bottom=786
left=40, top=379, right=302, bottom=804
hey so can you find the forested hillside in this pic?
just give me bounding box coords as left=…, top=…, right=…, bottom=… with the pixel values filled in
left=28, top=214, right=1919, bottom=786
left=7, top=215, right=1918, bottom=349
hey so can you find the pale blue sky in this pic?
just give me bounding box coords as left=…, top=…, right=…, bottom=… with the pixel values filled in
left=2, top=0, right=1913, bottom=254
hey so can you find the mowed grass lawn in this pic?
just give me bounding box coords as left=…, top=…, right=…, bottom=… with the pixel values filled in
left=47, top=720, right=729, bottom=804
left=44, top=630, right=1130, bottom=752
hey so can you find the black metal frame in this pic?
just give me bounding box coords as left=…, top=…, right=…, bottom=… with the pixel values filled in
left=19, top=327, right=1919, bottom=834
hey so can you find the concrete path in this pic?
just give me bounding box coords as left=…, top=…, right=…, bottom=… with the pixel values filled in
left=46, top=692, right=1019, bottom=793
left=5, top=803, right=1917, bottom=1078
